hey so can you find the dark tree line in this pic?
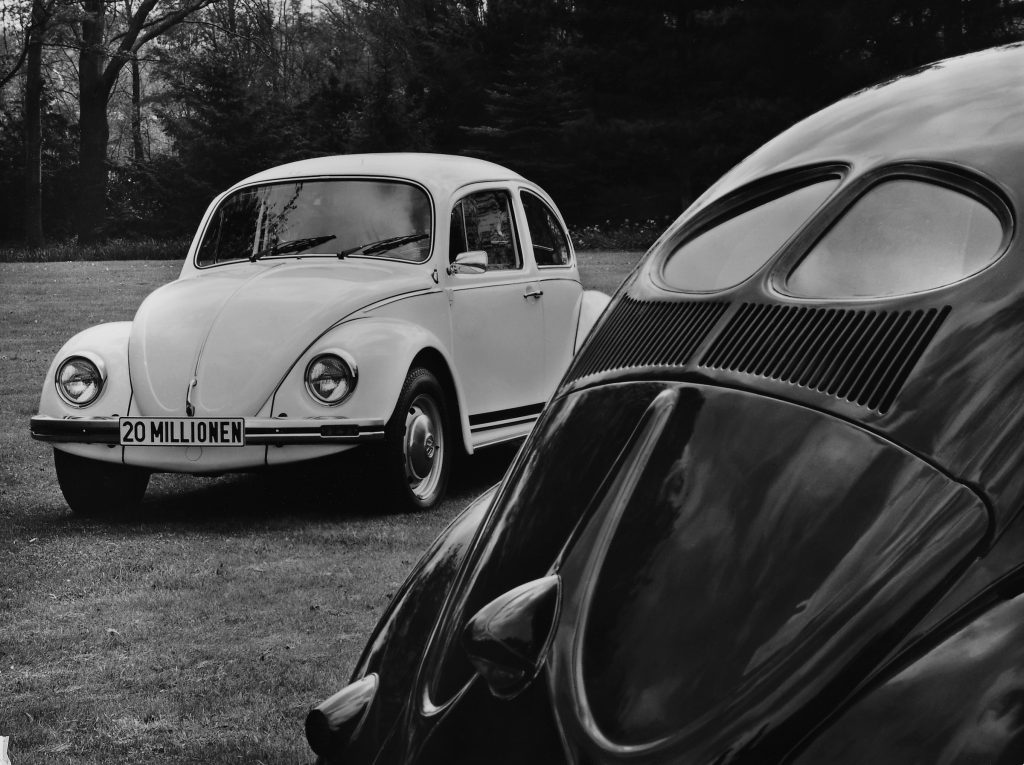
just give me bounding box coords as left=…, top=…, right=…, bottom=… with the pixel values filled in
left=1, top=0, right=1023, bottom=246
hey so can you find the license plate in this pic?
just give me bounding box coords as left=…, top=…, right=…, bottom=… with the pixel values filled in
left=119, top=417, right=245, bottom=447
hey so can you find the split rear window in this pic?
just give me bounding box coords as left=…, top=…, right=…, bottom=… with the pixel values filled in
left=660, top=179, right=839, bottom=292
left=787, top=179, right=1006, bottom=297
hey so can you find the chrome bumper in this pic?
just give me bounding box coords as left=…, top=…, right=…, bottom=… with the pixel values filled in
left=29, top=415, right=386, bottom=446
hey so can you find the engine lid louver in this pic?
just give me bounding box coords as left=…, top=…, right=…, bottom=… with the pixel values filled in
left=566, top=297, right=729, bottom=382
left=699, top=303, right=950, bottom=413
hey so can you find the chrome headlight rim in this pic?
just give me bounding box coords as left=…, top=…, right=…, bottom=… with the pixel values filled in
left=304, top=350, right=358, bottom=406
left=54, top=351, right=107, bottom=408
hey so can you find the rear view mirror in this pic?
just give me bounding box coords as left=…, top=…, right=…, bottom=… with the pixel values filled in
left=448, top=250, right=488, bottom=275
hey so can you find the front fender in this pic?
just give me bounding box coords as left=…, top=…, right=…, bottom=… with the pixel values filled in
left=269, top=317, right=473, bottom=452
left=38, top=322, right=133, bottom=420
left=574, top=290, right=611, bottom=355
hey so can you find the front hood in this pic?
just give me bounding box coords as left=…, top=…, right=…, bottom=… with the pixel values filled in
left=129, top=260, right=430, bottom=416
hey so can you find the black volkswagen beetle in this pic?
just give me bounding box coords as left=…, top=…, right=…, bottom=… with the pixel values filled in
left=305, top=45, right=1024, bottom=764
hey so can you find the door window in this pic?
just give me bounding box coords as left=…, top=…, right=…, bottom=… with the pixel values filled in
left=521, top=190, right=571, bottom=266
left=450, top=190, right=521, bottom=270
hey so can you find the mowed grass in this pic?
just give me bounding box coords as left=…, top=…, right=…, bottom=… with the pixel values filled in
left=0, top=251, right=642, bottom=764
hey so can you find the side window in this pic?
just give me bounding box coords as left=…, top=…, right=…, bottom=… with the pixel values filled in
left=455, top=190, right=521, bottom=271
left=521, top=190, right=571, bottom=266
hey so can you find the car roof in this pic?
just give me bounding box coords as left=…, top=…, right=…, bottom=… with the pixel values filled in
left=699, top=44, right=1024, bottom=208
left=229, top=152, right=528, bottom=199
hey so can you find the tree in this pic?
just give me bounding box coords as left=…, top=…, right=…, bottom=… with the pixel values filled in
left=2, top=0, right=72, bottom=246
left=74, top=0, right=218, bottom=243
left=24, top=0, right=48, bottom=246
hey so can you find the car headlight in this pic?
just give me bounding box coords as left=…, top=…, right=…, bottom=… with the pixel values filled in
left=55, top=354, right=105, bottom=408
left=305, top=352, right=357, bottom=405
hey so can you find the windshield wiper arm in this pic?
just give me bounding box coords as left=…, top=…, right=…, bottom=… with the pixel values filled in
left=338, top=233, right=429, bottom=259
left=249, top=234, right=337, bottom=262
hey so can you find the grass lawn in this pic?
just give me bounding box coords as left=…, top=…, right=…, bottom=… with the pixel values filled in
left=0, top=251, right=641, bottom=764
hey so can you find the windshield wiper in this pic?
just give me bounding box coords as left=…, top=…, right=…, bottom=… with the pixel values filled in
left=249, top=234, right=337, bottom=262
left=338, top=233, right=429, bottom=259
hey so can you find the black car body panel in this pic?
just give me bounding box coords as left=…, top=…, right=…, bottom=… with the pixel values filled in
left=309, top=45, right=1024, bottom=764
left=547, top=385, right=985, bottom=762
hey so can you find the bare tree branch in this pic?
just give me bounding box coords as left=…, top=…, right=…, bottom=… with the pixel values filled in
left=99, top=0, right=220, bottom=91
left=134, top=0, right=220, bottom=48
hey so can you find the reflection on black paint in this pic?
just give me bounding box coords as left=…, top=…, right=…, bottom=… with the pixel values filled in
left=427, top=384, right=667, bottom=703
left=548, top=384, right=987, bottom=762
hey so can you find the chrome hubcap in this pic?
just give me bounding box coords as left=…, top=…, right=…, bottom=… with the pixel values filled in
left=404, top=394, right=444, bottom=500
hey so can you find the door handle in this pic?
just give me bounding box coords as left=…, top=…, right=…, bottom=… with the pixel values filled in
left=523, top=289, right=544, bottom=299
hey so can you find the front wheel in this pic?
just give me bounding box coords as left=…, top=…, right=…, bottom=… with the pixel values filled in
left=381, top=367, right=452, bottom=511
left=53, top=449, right=150, bottom=517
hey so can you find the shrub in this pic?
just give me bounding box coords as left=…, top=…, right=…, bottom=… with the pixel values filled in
left=0, top=237, right=190, bottom=263
left=569, top=216, right=673, bottom=251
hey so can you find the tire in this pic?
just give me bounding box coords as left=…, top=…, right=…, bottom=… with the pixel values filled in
left=380, top=367, right=452, bottom=511
left=53, top=449, right=150, bottom=518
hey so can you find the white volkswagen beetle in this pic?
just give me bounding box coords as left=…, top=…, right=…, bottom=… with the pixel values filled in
left=30, top=154, right=609, bottom=514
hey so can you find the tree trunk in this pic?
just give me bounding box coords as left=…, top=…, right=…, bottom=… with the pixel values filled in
left=131, top=55, right=144, bottom=162
left=24, top=0, right=46, bottom=248
left=77, top=0, right=110, bottom=244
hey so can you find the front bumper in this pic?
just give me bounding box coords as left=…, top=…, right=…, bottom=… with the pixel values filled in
left=29, top=415, right=386, bottom=446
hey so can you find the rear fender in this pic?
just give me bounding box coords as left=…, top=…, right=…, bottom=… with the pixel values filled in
left=574, top=290, right=611, bottom=355
left=794, top=591, right=1024, bottom=764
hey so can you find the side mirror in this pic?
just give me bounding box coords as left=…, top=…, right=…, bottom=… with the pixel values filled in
left=462, top=575, right=561, bottom=699
left=447, top=250, right=488, bottom=275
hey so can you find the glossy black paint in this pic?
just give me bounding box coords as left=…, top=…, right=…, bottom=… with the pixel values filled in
left=309, top=45, right=1024, bottom=764
left=792, top=592, right=1024, bottom=764
left=463, top=575, right=561, bottom=699
left=549, top=385, right=985, bottom=762
left=306, top=674, right=377, bottom=758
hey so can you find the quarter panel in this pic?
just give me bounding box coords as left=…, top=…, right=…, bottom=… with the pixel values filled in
left=573, top=289, right=611, bottom=354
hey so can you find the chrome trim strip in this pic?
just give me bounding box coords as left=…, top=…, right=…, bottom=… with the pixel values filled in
left=469, top=414, right=538, bottom=433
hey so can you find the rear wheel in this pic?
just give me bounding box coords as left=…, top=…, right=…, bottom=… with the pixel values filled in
left=381, top=367, right=452, bottom=511
left=53, top=449, right=150, bottom=517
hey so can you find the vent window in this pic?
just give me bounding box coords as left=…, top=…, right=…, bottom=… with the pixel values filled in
left=661, top=179, right=838, bottom=292
left=787, top=179, right=1005, bottom=297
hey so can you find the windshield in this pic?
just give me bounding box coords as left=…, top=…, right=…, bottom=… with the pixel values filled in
left=195, top=179, right=432, bottom=267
